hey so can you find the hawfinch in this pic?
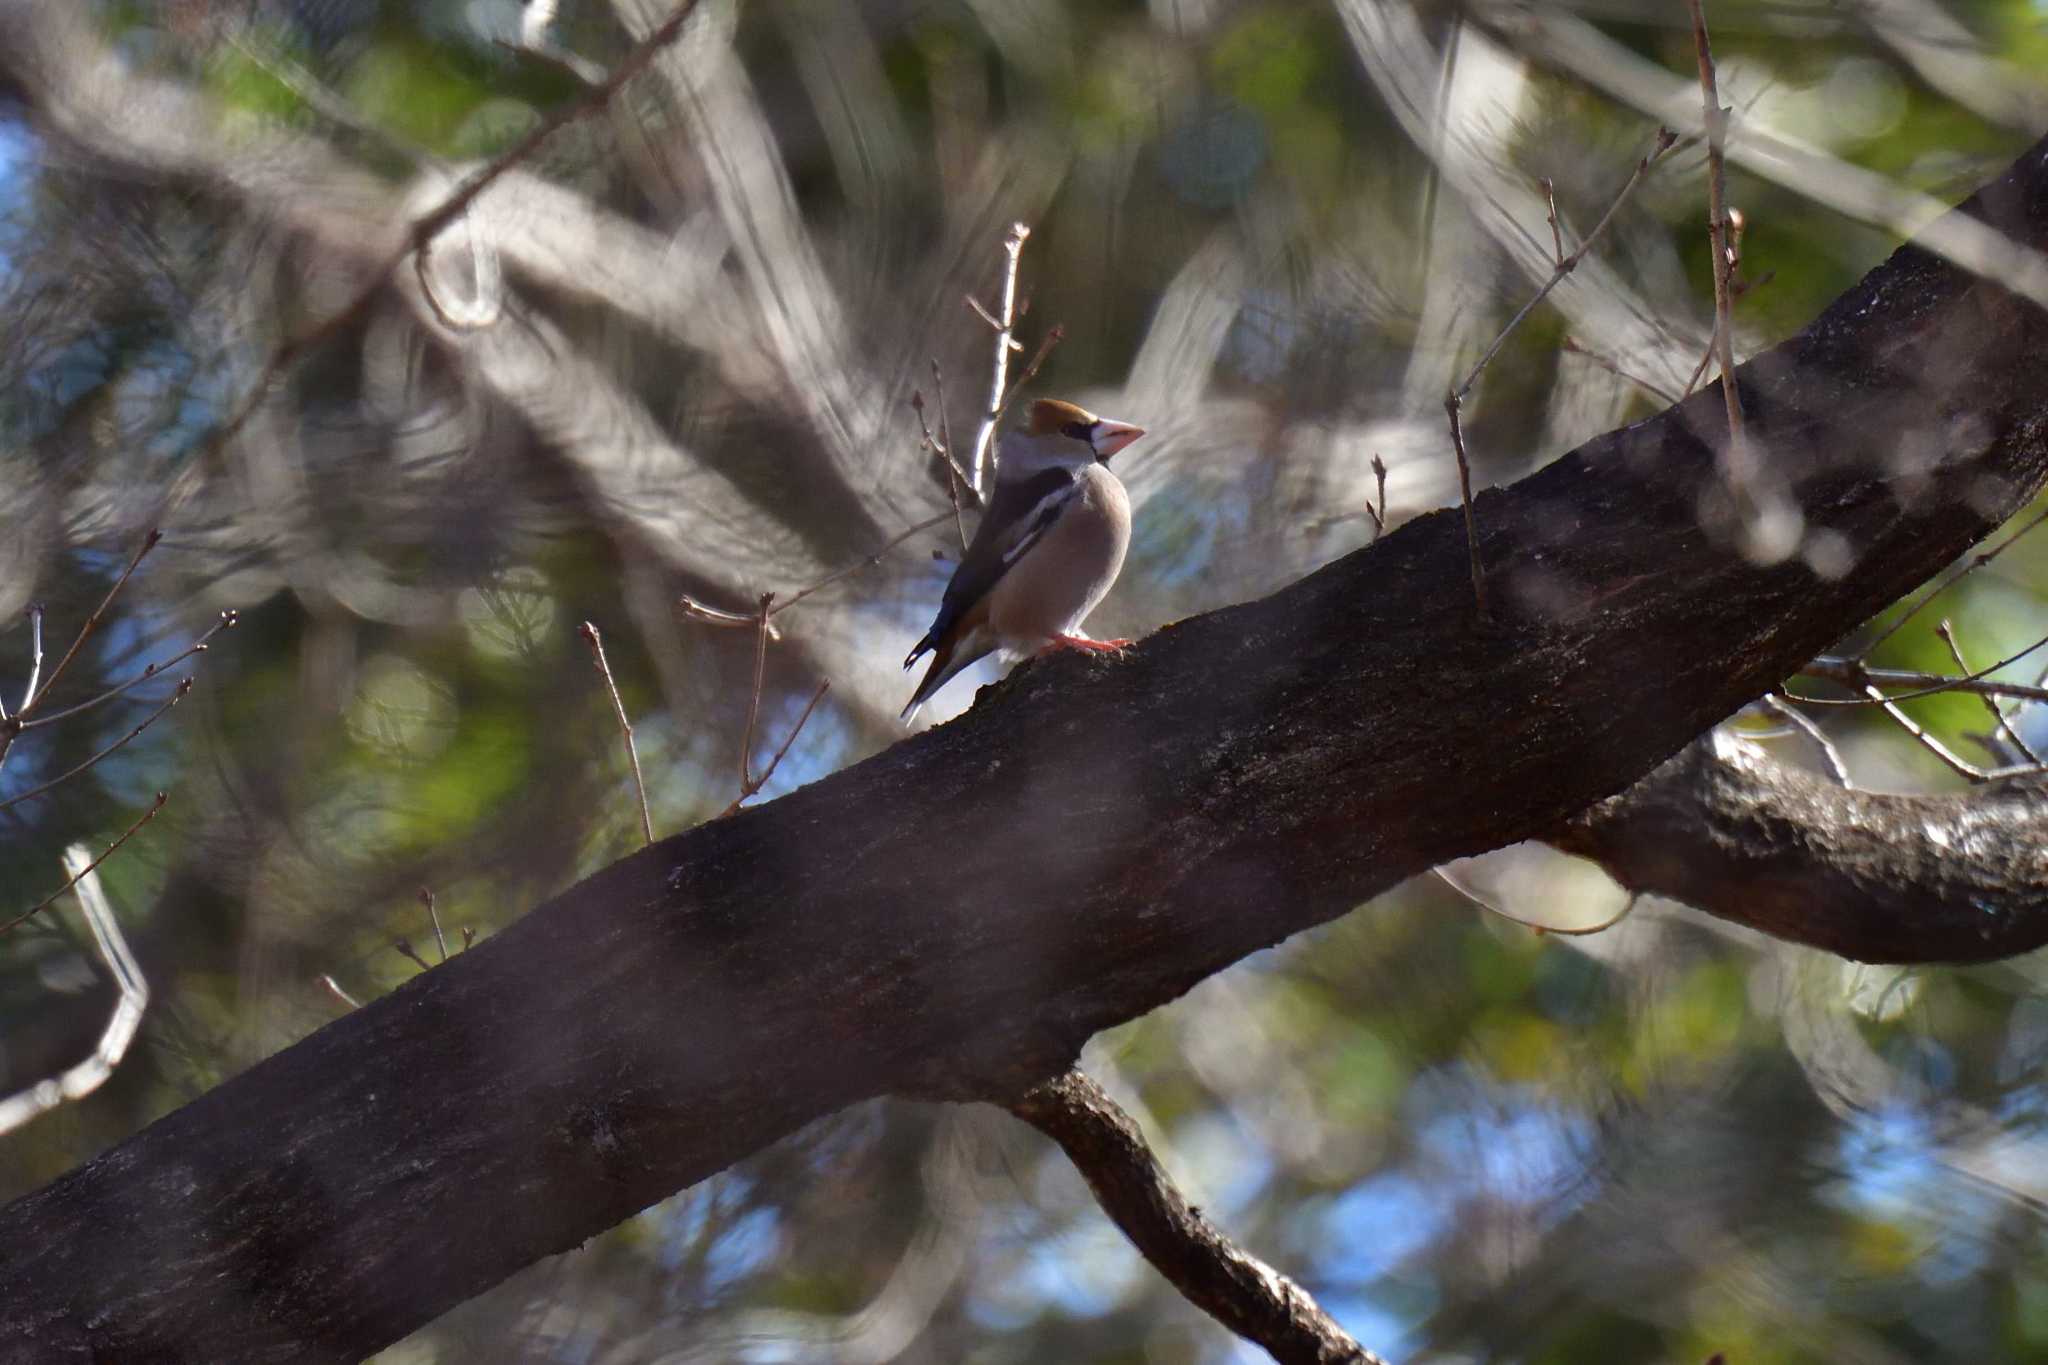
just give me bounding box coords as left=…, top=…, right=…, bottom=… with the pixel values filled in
left=902, top=398, right=1146, bottom=719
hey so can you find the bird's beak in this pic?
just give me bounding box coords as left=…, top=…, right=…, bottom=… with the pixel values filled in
left=1090, top=420, right=1146, bottom=461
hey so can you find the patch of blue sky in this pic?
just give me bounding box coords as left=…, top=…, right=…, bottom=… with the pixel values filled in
left=1405, top=1067, right=1600, bottom=1212
left=1320, top=1171, right=1450, bottom=1282
left=1826, top=1103, right=1999, bottom=1287
left=0, top=119, right=33, bottom=252
left=702, top=1205, right=782, bottom=1295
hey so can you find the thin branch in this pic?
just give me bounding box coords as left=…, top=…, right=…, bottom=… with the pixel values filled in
left=914, top=388, right=970, bottom=551
left=1367, top=454, right=1389, bottom=542
left=0, top=792, right=168, bottom=937
left=16, top=603, right=44, bottom=717
left=1561, top=336, right=1681, bottom=406
left=737, top=593, right=775, bottom=794
left=19, top=610, right=239, bottom=732
left=678, top=594, right=782, bottom=639
left=987, top=323, right=1067, bottom=438
left=1010, top=1070, right=1388, bottom=1365
left=1762, top=694, right=1852, bottom=787
left=1688, top=0, right=1753, bottom=489
left=0, top=842, right=151, bottom=1135
left=1859, top=683, right=2033, bottom=783
left=577, top=621, right=655, bottom=847
left=1431, top=864, right=1639, bottom=938
left=1443, top=127, right=1678, bottom=617
left=21, top=530, right=161, bottom=720
left=321, top=975, right=364, bottom=1011
left=770, top=514, right=952, bottom=618
left=1443, top=398, right=1491, bottom=617
left=1936, top=619, right=2042, bottom=764
left=0, top=678, right=193, bottom=814
left=420, top=888, right=449, bottom=965
left=393, top=939, right=434, bottom=974
left=1861, top=503, right=2048, bottom=656
left=968, top=223, right=1031, bottom=495
left=722, top=680, right=830, bottom=818
left=1792, top=635, right=2048, bottom=706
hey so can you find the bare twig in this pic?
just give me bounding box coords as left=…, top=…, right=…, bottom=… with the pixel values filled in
left=1442, top=398, right=1491, bottom=617
left=1858, top=683, right=2029, bottom=783
left=19, top=610, right=239, bottom=732
left=321, top=975, right=364, bottom=1011
left=734, top=593, right=778, bottom=799
left=987, top=323, right=1067, bottom=438
left=1561, top=337, right=1681, bottom=406
left=1762, top=695, right=1852, bottom=787
left=16, top=603, right=44, bottom=717
left=968, top=223, right=1032, bottom=495
left=1862, top=503, right=2048, bottom=656
left=1688, top=0, right=1752, bottom=488
left=461, top=926, right=476, bottom=951
left=0, top=792, right=168, bottom=937
left=722, top=680, right=830, bottom=817
left=1443, top=127, right=1678, bottom=616
left=914, top=388, right=970, bottom=550
left=1792, top=635, right=2048, bottom=706
left=0, top=843, right=151, bottom=1135
left=1936, top=619, right=2042, bottom=763
left=393, top=939, right=434, bottom=974
left=419, top=887, right=450, bottom=964
left=1367, top=454, right=1389, bottom=541
left=1431, top=864, right=1639, bottom=938
left=577, top=621, right=655, bottom=847
left=20, top=530, right=162, bottom=720
left=0, top=678, right=194, bottom=814
left=770, top=514, right=952, bottom=618
left=678, top=594, right=782, bottom=639
left=1010, top=1070, right=1388, bottom=1365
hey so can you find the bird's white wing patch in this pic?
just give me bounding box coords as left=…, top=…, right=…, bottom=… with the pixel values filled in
left=999, top=485, right=1077, bottom=566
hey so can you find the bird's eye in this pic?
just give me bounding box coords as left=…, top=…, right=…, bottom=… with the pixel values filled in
left=1061, top=421, right=1094, bottom=441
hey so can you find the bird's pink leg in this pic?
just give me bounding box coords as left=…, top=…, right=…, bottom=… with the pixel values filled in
left=1045, top=633, right=1133, bottom=653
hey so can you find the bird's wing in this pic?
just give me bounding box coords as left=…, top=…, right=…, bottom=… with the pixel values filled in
left=904, top=467, right=1077, bottom=666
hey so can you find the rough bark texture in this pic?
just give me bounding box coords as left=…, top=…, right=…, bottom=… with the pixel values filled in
left=1011, top=1072, right=1385, bottom=1365
left=5, top=127, right=2048, bottom=1365
left=1556, top=729, right=2048, bottom=962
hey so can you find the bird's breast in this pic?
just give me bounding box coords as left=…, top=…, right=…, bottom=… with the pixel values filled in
left=985, top=466, right=1131, bottom=644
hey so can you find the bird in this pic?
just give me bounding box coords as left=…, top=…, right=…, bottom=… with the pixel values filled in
left=902, top=398, right=1146, bottom=720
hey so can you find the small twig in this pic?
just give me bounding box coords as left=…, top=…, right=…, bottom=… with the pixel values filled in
left=988, top=324, right=1067, bottom=437
left=577, top=621, right=655, bottom=847
left=461, top=926, right=476, bottom=951
left=18, top=610, right=239, bottom=732
left=1936, top=619, right=2042, bottom=764
left=914, top=389, right=970, bottom=551
left=1442, top=398, right=1490, bottom=617
left=1860, top=684, right=2017, bottom=783
left=1792, top=636, right=2048, bottom=707
left=320, top=975, right=363, bottom=1011
left=770, top=514, right=953, bottom=619
left=0, top=792, right=168, bottom=937
left=393, top=939, right=434, bottom=973
left=419, top=887, right=450, bottom=964
left=1442, top=127, right=1678, bottom=617
left=16, top=603, right=44, bottom=717
left=1010, top=1070, right=1389, bottom=1365
left=1561, top=337, right=1681, bottom=406
left=722, top=679, right=830, bottom=817
left=0, top=843, right=151, bottom=1136
left=1366, top=454, right=1389, bottom=542
left=1761, top=695, right=1852, bottom=787
left=1432, top=865, right=1639, bottom=937
left=968, top=223, right=1032, bottom=495
left=678, top=594, right=782, bottom=639
left=1862, top=504, right=2048, bottom=656
left=1687, top=0, right=1752, bottom=488
left=1540, top=176, right=1565, bottom=266
left=0, top=678, right=193, bottom=814
left=21, top=530, right=162, bottom=720
left=737, top=593, right=775, bottom=794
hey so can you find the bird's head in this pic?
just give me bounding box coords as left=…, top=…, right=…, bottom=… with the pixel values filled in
left=1003, top=399, right=1146, bottom=475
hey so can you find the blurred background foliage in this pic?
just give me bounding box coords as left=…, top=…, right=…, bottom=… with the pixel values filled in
left=2, top=0, right=2048, bottom=1360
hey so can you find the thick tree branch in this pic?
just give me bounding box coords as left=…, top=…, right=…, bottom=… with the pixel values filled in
left=1011, top=1071, right=1384, bottom=1365
left=1552, top=729, right=2048, bottom=963
left=7, top=127, right=2048, bottom=1365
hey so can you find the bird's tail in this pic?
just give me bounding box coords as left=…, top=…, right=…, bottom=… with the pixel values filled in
left=900, top=631, right=995, bottom=722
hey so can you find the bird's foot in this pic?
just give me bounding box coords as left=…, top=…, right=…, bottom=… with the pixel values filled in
left=1045, top=633, right=1132, bottom=654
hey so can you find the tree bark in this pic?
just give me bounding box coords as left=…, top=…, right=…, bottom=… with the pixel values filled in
left=6, top=118, right=2048, bottom=1365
